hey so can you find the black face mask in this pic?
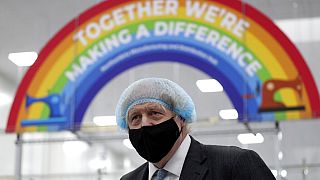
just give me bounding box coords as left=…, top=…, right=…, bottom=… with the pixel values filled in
left=128, top=118, right=181, bottom=163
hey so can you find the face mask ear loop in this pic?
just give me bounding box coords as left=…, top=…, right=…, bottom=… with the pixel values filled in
left=178, top=126, right=183, bottom=136
left=177, top=116, right=185, bottom=136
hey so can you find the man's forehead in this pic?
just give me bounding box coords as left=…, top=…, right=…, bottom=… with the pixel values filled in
left=129, top=103, right=167, bottom=112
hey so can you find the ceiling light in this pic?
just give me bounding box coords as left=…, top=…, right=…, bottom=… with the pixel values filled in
left=219, top=109, right=238, bottom=119
left=275, top=17, right=320, bottom=43
left=237, top=133, right=264, bottom=144
left=62, top=141, right=89, bottom=156
left=93, top=116, right=117, bottom=126
left=278, top=131, right=283, bottom=141
left=0, top=93, right=12, bottom=105
left=278, top=151, right=283, bottom=160
left=123, top=158, right=131, bottom=169
left=8, top=51, right=38, bottom=66
left=88, top=158, right=107, bottom=170
left=280, top=169, right=287, bottom=177
left=196, top=79, right=223, bottom=92
left=123, top=139, right=134, bottom=149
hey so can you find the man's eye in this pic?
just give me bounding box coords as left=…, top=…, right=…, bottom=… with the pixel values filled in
left=150, top=111, right=162, bottom=116
left=131, top=115, right=139, bottom=121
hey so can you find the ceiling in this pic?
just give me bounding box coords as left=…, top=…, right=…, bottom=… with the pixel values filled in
left=0, top=0, right=320, bottom=179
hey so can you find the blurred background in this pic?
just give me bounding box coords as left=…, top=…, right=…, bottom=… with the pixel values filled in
left=0, top=0, right=320, bottom=179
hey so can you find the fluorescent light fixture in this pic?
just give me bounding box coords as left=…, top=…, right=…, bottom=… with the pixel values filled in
left=237, top=133, right=264, bottom=144
left=0, top=93, right=12, bottom=105
left=8, top=51, right=38, bottom=66
left=271, top=170, right=278, bottom=177
left=278, top=151, right=283, bottom=160
left=196, top=79, right=223, bottom=92
left=280, top=169, right=287, bottom=177
left=275, top=17, right=320, bottom=43
left=88, top=158, right=107, bottom=170
left=123, top=139, right=134, bottom=149
left=219, top=109, right=238, bottom=119
left=123, top=158, right=131, bottom=169
left=93, top=116, right=117, bottom=126
left=278, top=131, right=283, bottom=141
left=63, top=141, right=89, bottom=156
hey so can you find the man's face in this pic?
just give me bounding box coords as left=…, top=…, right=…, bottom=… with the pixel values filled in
left=127, top=103, right=175, bottom=129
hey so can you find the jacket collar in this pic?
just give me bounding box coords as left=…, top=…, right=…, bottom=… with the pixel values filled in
left=139, top=162, right=149, bottom=180
left=179, top=136, right=208, bottom=180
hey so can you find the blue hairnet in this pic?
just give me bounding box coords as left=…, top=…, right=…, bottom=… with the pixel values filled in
left=115, top=78, right=197, bottom=129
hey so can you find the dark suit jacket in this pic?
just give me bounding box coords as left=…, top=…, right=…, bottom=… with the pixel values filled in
left=121, top=136, right=275, bottom=180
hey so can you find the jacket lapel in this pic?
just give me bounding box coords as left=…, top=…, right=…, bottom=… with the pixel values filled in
left=141, top=163, right=149, bottom=180
left=179, top=136, right=208, bottom=180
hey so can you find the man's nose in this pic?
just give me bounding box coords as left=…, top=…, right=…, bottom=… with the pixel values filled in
left=141, top=114, right=154, bottom=127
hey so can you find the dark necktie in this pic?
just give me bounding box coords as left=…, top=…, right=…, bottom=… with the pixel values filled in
left=155, top=169, right=168, bottom=180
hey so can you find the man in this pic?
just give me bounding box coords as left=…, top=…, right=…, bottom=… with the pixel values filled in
left=116, top=78, right=275, bottom=180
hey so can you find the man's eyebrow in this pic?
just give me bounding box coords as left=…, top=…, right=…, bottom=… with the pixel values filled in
left=128, top=108, right=140, bottom=117
left=145, top=104, right=166, bottom=112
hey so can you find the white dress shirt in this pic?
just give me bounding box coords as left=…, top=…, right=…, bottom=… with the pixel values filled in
left=148, top=135, right=191, bottom=180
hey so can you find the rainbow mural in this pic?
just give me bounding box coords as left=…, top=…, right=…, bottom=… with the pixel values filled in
left=6, top=0, right=320, bottom=133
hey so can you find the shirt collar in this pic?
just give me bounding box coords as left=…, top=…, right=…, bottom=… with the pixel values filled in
left=148, top=135, right=191, bottom=179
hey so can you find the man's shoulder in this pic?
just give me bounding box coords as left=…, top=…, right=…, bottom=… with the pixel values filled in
left=191, top=137, right=252, bottom=162
left=120, top=162, right=148, bottom=180
left=205, top=143, right=248, bottom=155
